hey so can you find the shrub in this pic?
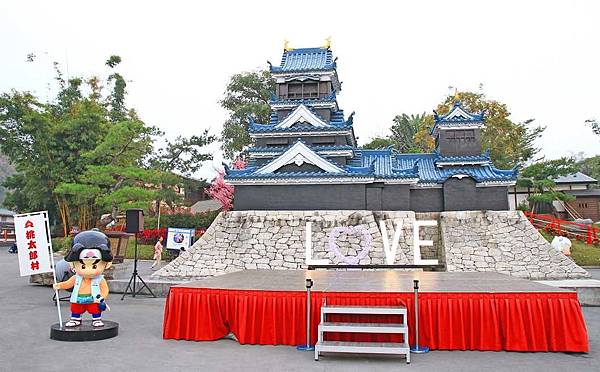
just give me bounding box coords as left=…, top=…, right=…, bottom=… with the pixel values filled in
left=138, top=228, right=167, bottom=245
left=51, top=237, right=72, bottom=252
left=144, top=210, right=219, bottom=230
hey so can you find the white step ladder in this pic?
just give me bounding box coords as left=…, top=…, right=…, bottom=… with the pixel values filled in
left=315, top=305, right=410, bottom=363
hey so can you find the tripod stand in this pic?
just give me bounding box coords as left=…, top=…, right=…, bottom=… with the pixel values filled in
left=121, top=232, right=156, bottom=300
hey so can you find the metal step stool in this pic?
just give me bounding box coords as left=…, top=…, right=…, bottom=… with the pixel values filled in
left=315, top=305, right=410, bottom=363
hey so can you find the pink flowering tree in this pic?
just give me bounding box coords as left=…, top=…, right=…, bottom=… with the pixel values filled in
left=205, top=170, right=235, bottom=212
left=232, top=157, right=247, bottom=170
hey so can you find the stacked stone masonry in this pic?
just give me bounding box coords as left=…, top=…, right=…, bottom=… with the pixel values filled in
left=153, top=210, right=589, bottom=281
left=441, top=211, right=590, bottom=280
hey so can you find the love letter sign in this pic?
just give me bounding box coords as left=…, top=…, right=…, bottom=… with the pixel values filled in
left=305, top=220, right=439, bottom=266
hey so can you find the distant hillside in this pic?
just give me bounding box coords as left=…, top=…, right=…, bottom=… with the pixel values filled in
left=0, top=154, right=15, bottom=206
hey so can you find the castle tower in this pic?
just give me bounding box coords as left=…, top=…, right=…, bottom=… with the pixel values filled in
left=225, top=45, right=517, bottom=211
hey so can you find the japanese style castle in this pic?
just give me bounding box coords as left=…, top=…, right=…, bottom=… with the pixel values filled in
left=225, top=44, right=518, bottom=211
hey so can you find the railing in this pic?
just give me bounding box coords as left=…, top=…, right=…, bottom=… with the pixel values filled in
left=524, top=211, right=599, bottom=245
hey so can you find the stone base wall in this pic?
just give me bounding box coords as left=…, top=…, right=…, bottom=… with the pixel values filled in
left=153, top=211, right=441, bottom=280
left=153, top=210, right=589, bottom=281
left=441, top=211, right=590, bottom=280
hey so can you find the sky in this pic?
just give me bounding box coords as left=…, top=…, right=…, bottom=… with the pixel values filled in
left=1, top=0, right=599, bottom=180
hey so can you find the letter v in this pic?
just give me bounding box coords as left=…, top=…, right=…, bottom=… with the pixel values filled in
left=380, top=219, right=403, bottom=265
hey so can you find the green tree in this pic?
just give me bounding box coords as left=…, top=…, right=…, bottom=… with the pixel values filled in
left=220, top=70, right=275, bottom=159
left=0, top=55, right=190, bottom=235
left=389, top=113, right=434, bottom=153
left=0, top=153, right=14, bottom=205
left=576, top=155, right=600, bottom=187
left=517, top=157, right=578, bottom=211
left=362, top=137, right=396, bottom=149
left=146, top=132, right=216, bottom=217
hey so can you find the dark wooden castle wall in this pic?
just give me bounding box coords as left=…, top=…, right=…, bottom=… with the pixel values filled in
left=233, top=178, right=509, bottom=211
left=233, top=184, right=366, bottom=210
left=437, top=128, right=482, bottom=156
left=442, top=177, right=508, bottom=211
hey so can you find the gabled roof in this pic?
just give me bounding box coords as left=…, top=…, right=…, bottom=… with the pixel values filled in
left=190, top=199, right=222, bottom=213
left=434, top=101, right=485, bottom=123
left=248, top=144, right=354, bottom=157
left=270, top=47, right=335, bottom=73
left=274, top=104, right=330, bottom=129
left=256, top=141, right=344, bottom=174
left=431, top=101, right=485, bottom=136
left=249, top=106, right=352, bottom=134
left=0, top=208, right=16, bottom=216
left=554, top=172, right=597, bottom=184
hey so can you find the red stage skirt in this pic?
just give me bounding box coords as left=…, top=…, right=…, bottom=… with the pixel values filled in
left=163, top=288, right=589, bottom=352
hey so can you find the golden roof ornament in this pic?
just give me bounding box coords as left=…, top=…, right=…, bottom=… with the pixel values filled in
left=283, top=39, right=293, bottom=52
left=453, top=88, right=461, bottom=103
left=323, top=36, right=332, bottom=49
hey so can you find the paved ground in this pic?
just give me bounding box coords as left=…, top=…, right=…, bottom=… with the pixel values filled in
left=0, top=250, right=598, bottom=372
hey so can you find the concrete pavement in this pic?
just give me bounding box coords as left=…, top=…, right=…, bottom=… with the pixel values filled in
left=0, top=250, right=598, bottom=372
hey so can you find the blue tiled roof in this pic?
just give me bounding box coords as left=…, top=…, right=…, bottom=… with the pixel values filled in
left=251, top=106, right=351, bottom=133
left=248, top=144, right=354, bottom=154
left=394, top=153, right=517, bottom=183
left=348, top=149, right=420, bottom=179
left=226, top=170, right=373, bottom=180
left=227, top=148, right=516, bottom=183
left=434, top=149, right=491, bottom=165
left=270, top=47, right=335, bottom=73
left=265, top=105, right=347, bottom=126
left=434, top=101, right=485, bottom=123
left=249, top=122, right=353, bottom=133
left=431, top=101, right=486, bottom=135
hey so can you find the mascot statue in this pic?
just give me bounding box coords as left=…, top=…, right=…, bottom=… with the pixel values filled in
left=53, top=230, right=113, bottom=327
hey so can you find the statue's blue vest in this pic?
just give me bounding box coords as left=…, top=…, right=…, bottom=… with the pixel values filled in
left=70, top=274, right=103, bottom=303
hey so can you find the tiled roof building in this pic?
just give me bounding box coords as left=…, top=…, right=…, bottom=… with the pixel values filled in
left=225, top=45, right=517, bottom=211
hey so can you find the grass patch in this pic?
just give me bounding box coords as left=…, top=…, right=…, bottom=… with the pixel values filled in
left=538, top=229, right=600, bottom=266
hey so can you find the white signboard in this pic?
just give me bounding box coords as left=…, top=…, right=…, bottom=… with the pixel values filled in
left=166, top=227, right=195, bottom=250
left=15, top=211, right=53, bottom=276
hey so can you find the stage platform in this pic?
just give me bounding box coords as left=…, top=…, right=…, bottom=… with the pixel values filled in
left=163, top=270, right=589, bottom=352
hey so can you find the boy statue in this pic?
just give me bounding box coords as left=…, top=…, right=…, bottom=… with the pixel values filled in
left=53, top=229, right=113, bottom=327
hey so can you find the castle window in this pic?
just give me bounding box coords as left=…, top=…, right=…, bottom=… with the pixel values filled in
left=288, top=83, right=302, bottom=99
left=303, top=83, right=318, bottom=98
left=284, top=82, right=319, bottom=99
left=447, top=129, right=475, bottom=141
left=464, top=129, right=475, bottom=141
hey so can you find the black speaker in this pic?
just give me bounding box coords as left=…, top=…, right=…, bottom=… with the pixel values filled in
left=125, top=209, right=144, bottom=233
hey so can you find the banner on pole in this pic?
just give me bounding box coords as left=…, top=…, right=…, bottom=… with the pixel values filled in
left=15, top=211, right=53, bottom=276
